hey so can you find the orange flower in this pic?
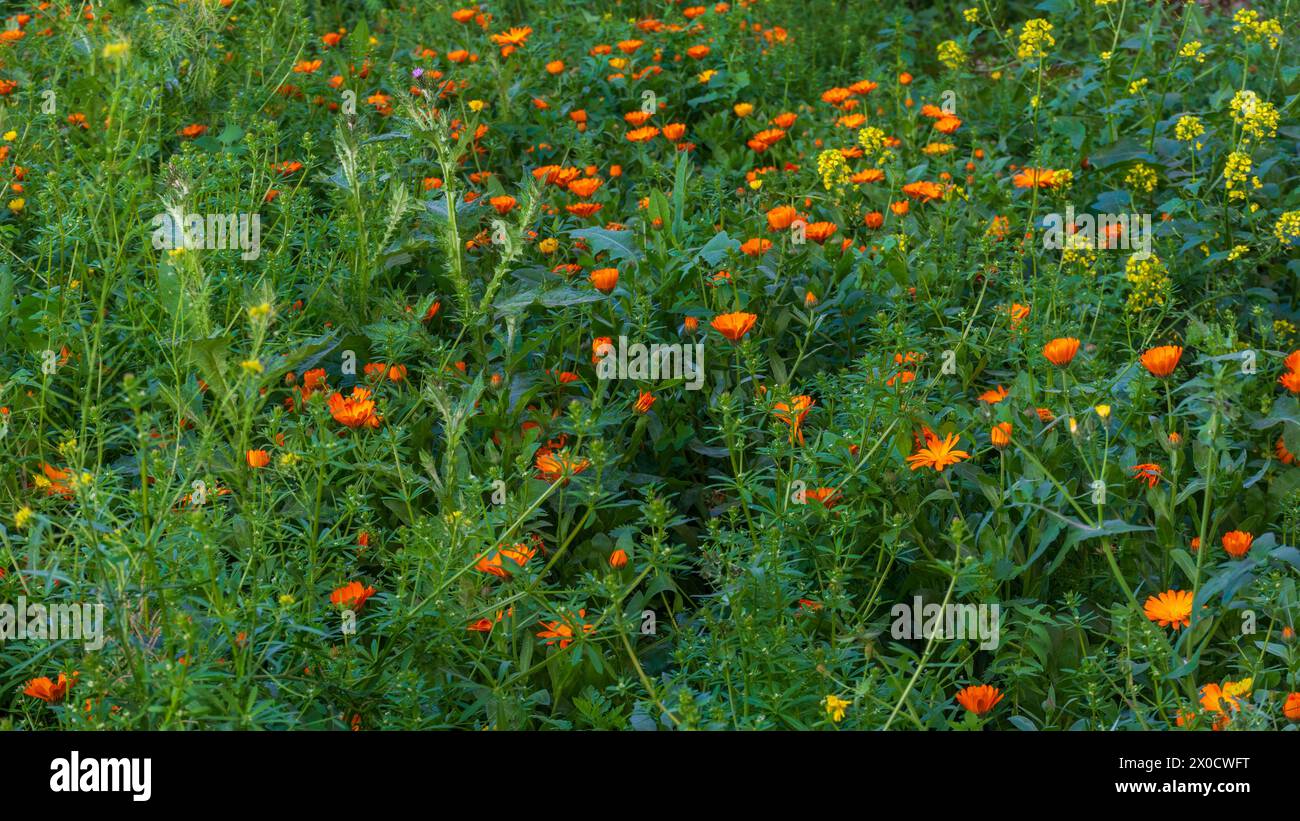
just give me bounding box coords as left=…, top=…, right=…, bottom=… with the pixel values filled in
left=330, top=581, right=377, bottom=611
left=490, top=26, right=533, bottom=55
left=626, top=126, right=660, bottom=143
left=1042, top=337, right=1080, bottom=367
left=328, top=387, right=382, bottom=429
left=475, top=542, right=537, bottom=578
left=711, top=311, right=757, bottom=342
left=567, top=177, right=603, bottom=198
left=740, top=237, right=772, bottom=256
left=1276, top=436, right=1297, bottom=465
left=1143, top=589, right=1193, bottom=629
left=609, top=549, right=629, bottom=569
left=536, top=608, right=595, bottom=649
left=489, top=195, right=517, bottom=215
left=535, top=449, right=590, bottom=483
left=1141, top=345, right=1183, bottom=378
left=179, top=123, right=208, bottom=139
left=1284, top=692, right=1300, bottom=721
left=1221, top=530, right=1254, bottom=558
left=590, top=267, right=619, bottom=293
left=955, top=684, right=1003, bottom=716
left=1012, top=168, right=1062, bottom=188
left=1129, top=463, right=1163, bottom=488
left=246, top=449, right=270, bottom=468
left=906, top=431, right=970, bottom=471
left=633, top=390, right=655, bottom=414
left=901, top=180, right=944, bottom=201
left=766, top=205, right=800, bottom=231
left=773, top=395, right=814, bottom=445
left=990, top=422, right=1012, bottom=448
left=24, top=673, right=74, bottom=703
left=978, top=385, right=1008, bottom=404
left=803, top=222, right=838, bottom=244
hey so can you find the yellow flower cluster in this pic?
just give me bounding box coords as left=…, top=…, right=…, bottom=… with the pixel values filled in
left=1174, top=115, right=1203, bottom=144
left=1229, top=91, right=1279, bottom=142
left=1223, top=151, right=1260, bottom=201
left=856, top=126, right=892, bottom=165
left=816, top=149, right=852, bottom=192
left=963, top=7, right=979, bottom=23
left=937, top=39, right=965, bottom=70
left=1017, top=18, right=1055, bottom=60
left=1275, top=211, right=1300, bottom=246
left=1125, top=163, right=1157, bottom=195
left=1232, top=9, right=1282, bottom=49
left=1125, top=254, right=1171, bottom=313
left=1178, top=40, right=1206, bottom=62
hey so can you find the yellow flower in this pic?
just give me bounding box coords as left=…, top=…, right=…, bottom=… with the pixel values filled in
left=247, top=302, right=272, bottom=320
left=278, top=593, right=296, bottom=606
left=468, top=99, right=486, bottom=112
left=2, top=130, right=15, bottom=141
left=240, top=358, right=264, bottom=375
left=538, top=237, right=559, bottom=254
left=1094, top=404, right=1111, bottom=420
left=823, top=694, right=851, bottom=722
left=8, top=198, right=25, bottom=213
left=1016, top=18, right=1055, bottom=60
left=102, top=41, right=130, bottom=61
left=15, top=506, right=34, bottom=530
left=733, top=103, right=754, bottom=118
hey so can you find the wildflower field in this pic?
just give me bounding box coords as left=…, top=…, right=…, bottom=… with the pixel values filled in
left=1, top=0, right=1300, bottom=733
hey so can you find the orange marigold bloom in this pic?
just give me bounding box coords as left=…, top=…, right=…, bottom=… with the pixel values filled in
left=766, top=205, right=799, bottom=231
left=590, top=267, right=619, bottom=293
left=906, top=431, right=970, bottom=471
left=633, top=390, right=655, bottom=414
left=1130, top=463, right=1163, bottom=488
left=489, top=195, right=517, bottom=215
left=773, top=395, right=814, bottom=445
left=1042, top=337, right=1080, bottom=367
left=1012, top=168, right=1062, bottom=189
left=330, top=581, right=377, bottom=611
left=1144, top=589, right=1193, bottom=629
left=740, top=237, right=772, bottom=256
left=901, top=180, right=944, bottom=201
left=567, top=177, right=602, bottom=198
left=955, top=684, right=1003, bottom=715
left=978, top=385, right=1008, bottom=404
left=1276, top=436, right=1297, bottom=465
left=329, top=387, right=382, bottom=429
left=246, top=449, right=270, bottom=468
left=991, top=422, right=1012, bottom=448
left=536, top=608, right=594, bottom=649
left=609, top=549, right=629, bottom=569
left=803, top=222, right=838, bottom=244
left=179, top=123, right=208, bottom=139
left=1221, top=530, right=1254, bottom=558
left=711, top=311, right=758, bottom=342
left=626, top=126, right=660, bottom=143
left=24, top=673, right=74, bottom=703
left=535, top=449, right=590, bottom=483
left=1141, top=345, right=1183, bottom=378
left=1284, top=692, right=1300, bottom=721
left=475, top=542, right=537, bottom=578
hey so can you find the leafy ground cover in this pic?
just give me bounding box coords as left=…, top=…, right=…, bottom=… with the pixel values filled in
left=1, top=0, right=1300, bottom=730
